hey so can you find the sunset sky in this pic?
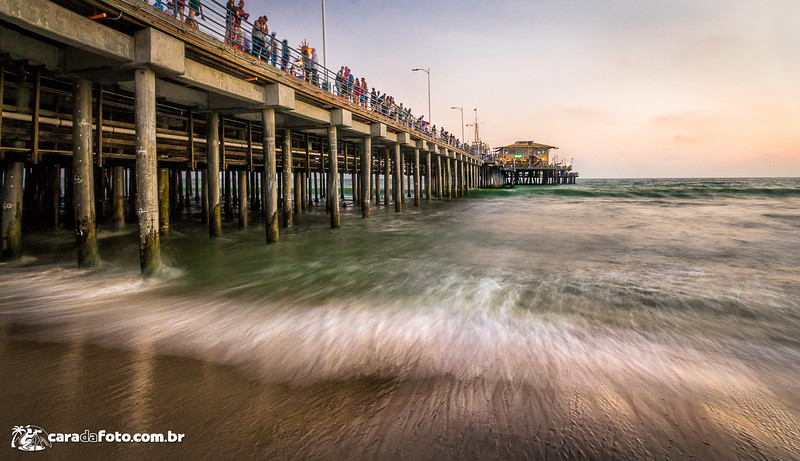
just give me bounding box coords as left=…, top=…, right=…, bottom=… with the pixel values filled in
left=246, top=0, right=799, bottom=178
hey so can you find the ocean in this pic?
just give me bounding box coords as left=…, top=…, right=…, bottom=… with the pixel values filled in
left=2, top=177, right=799, bottom=459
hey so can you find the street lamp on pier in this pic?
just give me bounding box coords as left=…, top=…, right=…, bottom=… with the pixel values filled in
left=412, top=68, right=431, bottom=128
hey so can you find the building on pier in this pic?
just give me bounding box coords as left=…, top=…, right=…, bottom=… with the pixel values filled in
left=496, top=141, right=557, bottom=168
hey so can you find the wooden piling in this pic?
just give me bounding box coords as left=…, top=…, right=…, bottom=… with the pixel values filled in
left=238, top=169, right=247, bottom=228
left=207, top=112, right=222, bottom=238
left=393, top=144, right=402, bottom=212
left=414, top=148, right=421, bottom=206
left=282, top=129, right=292, bottom=227
left=112, top=165, right=125, bottom=229
left=328, top=126, right=340, bottom=228
left=158, top=168, right=169, bottom=234
left=361, top=137, right=371, bottom=218
left=384, top=149, right=390, bottom=208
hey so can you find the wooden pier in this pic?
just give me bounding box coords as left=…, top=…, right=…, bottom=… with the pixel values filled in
left=502, top=167, right=578, bottom=187
left=0, top=0, right=489, bottom=274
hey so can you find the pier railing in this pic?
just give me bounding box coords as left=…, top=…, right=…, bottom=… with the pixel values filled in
left=137, top=0, right=471, bottom=151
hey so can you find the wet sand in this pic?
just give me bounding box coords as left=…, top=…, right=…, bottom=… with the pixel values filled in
left=3, top=323, right=799, bottom=460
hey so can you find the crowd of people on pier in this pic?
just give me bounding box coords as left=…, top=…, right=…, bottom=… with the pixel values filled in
left=148, top=0, right=475, bottom=153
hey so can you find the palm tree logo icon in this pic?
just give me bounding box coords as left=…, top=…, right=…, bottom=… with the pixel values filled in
left=11, top=425, right=52, bottom=451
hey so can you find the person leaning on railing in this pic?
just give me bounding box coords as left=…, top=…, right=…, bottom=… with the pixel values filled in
left=233, top=0, right=250, bottom=51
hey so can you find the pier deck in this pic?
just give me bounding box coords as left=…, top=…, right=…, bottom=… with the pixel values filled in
left=0, top=0, right=488, bottom=273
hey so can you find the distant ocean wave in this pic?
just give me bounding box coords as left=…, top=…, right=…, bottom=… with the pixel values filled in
left=509, top=178, right=800, bottom=200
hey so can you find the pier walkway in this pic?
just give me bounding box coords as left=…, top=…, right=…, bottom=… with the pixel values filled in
left=0, top=0, right=487, bottom=274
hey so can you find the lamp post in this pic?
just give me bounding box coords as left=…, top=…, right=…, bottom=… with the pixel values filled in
left=321, top=0, right=327, bottom=81
left=450, top=106, right=464, bottom=143
left=412, top=68, right=431, bottom=127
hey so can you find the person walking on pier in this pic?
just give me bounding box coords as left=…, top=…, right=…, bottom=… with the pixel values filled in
left=186, top=0, right=205, bottom=28
left=335, top=67, right=344, bottom=97
left=281, top=39, right=290, bottom=71
left=173, top=0, right=187, bottom=22
left=311, top=48, right=319, bottom=86
left=269, top=32, right=278, bottom=67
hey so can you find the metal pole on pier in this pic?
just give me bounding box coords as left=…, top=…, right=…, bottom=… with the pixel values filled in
left=321, top=0, right=327, bottom=80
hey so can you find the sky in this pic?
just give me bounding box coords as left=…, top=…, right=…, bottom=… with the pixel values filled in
left=242, top=0, right=800, bottom=178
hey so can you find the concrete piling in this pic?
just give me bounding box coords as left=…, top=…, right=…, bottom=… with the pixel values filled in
left=1, top=162, right=24, bottom=261
left=71, top=78, right=99, bottom=267
left=1, top=68, right=30, bottom=261
left=134, top=68, right=161, bottom=275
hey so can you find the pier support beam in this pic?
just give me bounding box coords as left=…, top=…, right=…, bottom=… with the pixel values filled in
left=201, top=170, right=208, bottom=224
left=328, top=126, right=340, bottom=228
left=1, top=163, right=23, bottom=261
left=413, top=148, right=421, bottom=206
left=425, top=151, right=431, bottom=202
left=207, top=112, right=222, bottom=237
left=393, top=144, right=402, bottom=212
left=72, top=79, right=98, bottom=267
left=374, top=160, right=380, bottom=206
left=282, top=129, right=292, bottom=227
left=293, top=171, right=301, bottom=216
left=158, top=168, right=169, bottom=234
left=134, top=68, right=161, bottom=275
left=238, top=170, right=247, bottom=228
left=383, top=149, right=390, bottom=208
left=1, top=69, right=29, bottom=261
left=444, top=156, right=451, bottom=199
left=361, top=137, right=371, bottom=218
left=112, top=166, right=125, bottom=229
left=460, top=160, right=466, bottom=197
left=436, top=155, right=443, bottom=199
left=263, top=108, right=278, bottom=243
